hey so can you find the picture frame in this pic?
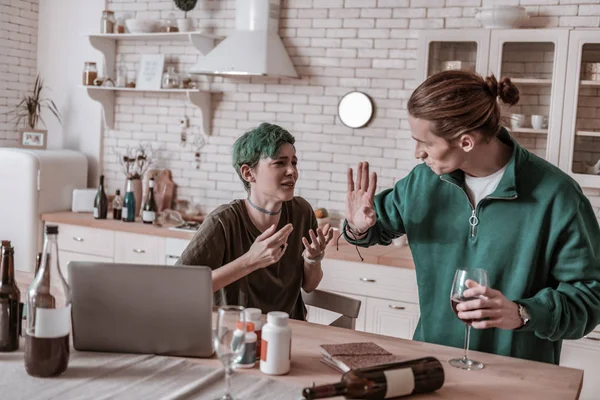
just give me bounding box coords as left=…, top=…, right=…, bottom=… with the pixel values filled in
left=136, top=54, right=165, bottom=90
left=19, top=129, right=48, bottom=149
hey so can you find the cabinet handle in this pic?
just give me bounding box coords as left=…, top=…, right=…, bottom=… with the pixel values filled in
left=133, top=249, right=146, bottom=254
left=584, top=335, right=600, bottom=342
left=389, top=305, right=406, bottom=310
left=72, top=237, right=84, bottom=242
left=166, top=255, right=179, bottom=259
left=360, top=278, right=376, bottom=283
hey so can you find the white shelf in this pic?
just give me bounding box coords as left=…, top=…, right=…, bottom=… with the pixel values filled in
left=576, top=131, right=600, bottom=138
left=83, top=86, right=211, bottom=135
left=85, top=32, right=220, bottom=41
left=510, top=78, right=552, bottom=85
left=510, top=127, right=548, bottom=134
left=83, top=31, right=218, bottom=136
left=82, top=86, right=199, bottom=93
left=580, top=80, right=600, bottom=86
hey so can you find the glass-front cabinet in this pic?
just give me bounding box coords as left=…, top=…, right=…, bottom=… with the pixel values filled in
left=417, top=29, right=568, bottom=165
left=416, top=29, right=490, bottom=83
left=488, top=29, right=569, bottom=165
left=560, top=30, right=600, bottom=188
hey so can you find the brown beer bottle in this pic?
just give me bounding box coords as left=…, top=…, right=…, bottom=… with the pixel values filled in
left=303, top=357, right=445, bottom=399
left=0, top=241, right=21, bottom=351
left=25, top=225, right=71, bottom=377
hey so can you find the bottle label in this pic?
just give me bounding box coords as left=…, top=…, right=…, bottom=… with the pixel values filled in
left=256, top=330, right=262, bottom=360
left=142, top=211, right=156, bottom=222
left=240, top=341, right=257, bottom=365
left=122, top=207, right=128, bottom=219
left=384, top=368, right=415, bottom=398
left=33, top=305, right=71, bottom=338
left=93, top=208, right=99, bottom=218
left=261, top=338, right=268, bottom=362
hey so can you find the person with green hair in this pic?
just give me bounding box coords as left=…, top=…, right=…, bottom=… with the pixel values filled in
left=177, top=122, right=333, bottom=319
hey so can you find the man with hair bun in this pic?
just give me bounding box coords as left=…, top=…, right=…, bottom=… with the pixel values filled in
left=344, top=70, right=600, bottom=364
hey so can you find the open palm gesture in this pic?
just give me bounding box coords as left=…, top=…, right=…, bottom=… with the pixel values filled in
left=346, top=162, right=378, bottom=234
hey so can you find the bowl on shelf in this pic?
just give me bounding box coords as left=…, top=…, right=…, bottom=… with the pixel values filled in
left=475, top=6, right=529, bottom=29
left=125, top=19, right=160, bottom=34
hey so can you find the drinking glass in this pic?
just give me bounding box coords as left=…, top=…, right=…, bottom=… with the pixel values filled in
left=449, top=268, right=489, bottom=370
left=213, top=305, right=246, bottom=400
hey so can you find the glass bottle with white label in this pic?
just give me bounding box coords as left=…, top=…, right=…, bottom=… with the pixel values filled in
left=141, top=177, right=157, bottom=224
left=303, top=357, right=444, bottom=400
left=25, top=225, right=71, bottom=377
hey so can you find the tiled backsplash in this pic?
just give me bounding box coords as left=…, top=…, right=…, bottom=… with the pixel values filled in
left=4, top=0, right=600, bottom=221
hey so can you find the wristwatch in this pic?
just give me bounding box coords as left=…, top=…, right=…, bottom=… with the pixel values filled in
left=517, top=303, right=531, bottom=327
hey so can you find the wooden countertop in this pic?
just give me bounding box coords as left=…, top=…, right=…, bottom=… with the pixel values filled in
left=14, top=270, right=583, bottom=400
left=41, top=212, right=414, bottom=269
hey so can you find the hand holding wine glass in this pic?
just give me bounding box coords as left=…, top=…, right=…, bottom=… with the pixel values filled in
left=346, top=162, right=378, bottom=235
left=449, top=268, right=489, bottom=370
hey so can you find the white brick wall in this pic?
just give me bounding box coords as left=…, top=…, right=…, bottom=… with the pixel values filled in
left=0, top=0, right=39, bottom=146
left=7, top=0, right=600, bottom=220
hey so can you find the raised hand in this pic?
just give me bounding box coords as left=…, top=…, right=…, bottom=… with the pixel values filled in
left=302, top=223, right=334, bottom=259
left=244, top=223, right=294, bottom=270
left=346, top=161, right=378, bottom=234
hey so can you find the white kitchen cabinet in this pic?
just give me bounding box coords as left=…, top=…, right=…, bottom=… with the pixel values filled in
left=559, top=29, right=600, bottom=189
left=418, top=29, right=570, bottom=165
left=114, top=231, right=165, bottom=265
left=365, top=297, right=420, bottom=340
left=56, top=224, right=114, bottom=258
left=317, top=259, right=420, bottom=339
left=560, top=330, right=600, bottom=400
left=59, top=250, right=113, bottom=281
left=306, top=290, right=367, bottom=332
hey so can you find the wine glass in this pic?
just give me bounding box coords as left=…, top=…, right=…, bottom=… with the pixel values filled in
left=449, top=268, right=489, bottom=370
left=213, top=305, right=246, bottom=400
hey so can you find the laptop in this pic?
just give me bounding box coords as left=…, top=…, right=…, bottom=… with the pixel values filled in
left=68, top=262, right=214, bottom=358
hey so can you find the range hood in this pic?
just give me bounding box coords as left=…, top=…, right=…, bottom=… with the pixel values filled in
left=190, top=0, right=299, bottom=78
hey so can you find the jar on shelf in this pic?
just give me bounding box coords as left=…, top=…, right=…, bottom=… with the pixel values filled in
left=116, top=65, right=128, bottom=87
left=162, top=67, right=180, bottom=89
left=83, top=62, right=98, bottom=86
left=101, top=10, right=116, bottom=34
left=179, top=72, right=195, bottom=89
left=165, top=13, right=179, bottom=33
left=114, top=16, right=126, bottom=34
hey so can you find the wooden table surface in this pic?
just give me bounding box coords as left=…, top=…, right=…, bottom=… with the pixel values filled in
left=15, top=271, right=582, bottom=399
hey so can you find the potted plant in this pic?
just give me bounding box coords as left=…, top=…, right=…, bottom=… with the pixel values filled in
left=8, top=75, right=61, bottom=148
left=174, top=0, right=197, bottom=32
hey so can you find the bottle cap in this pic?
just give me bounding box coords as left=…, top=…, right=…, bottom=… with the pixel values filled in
left=236, top=321, right=255, bottom=332
left=45, top=225, right=58, bottom=235
left=244, top=308, right=262, bottom=322
left=267, top=311, right=289, bottom=327
left=1, top=240, right=10, bottom=247
left=116, top=189, right=121, bottom=195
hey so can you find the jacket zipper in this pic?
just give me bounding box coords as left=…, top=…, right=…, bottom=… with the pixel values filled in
left=442, top=178, right=517, bottom=238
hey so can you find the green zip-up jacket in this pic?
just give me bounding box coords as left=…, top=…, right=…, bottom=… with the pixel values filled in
left=346, top=129, right=600, bottom=364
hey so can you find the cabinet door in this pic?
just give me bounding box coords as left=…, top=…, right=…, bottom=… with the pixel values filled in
left=59, top=250, right=113, bottom=282
left=365, top=297, right=420, bottom=340
left=56, top=223, right=114, bottom=258
left=559, top=29, right=600, bottom=188
left=489, top=29, right=569, bottom=165
left=416, top=29, right=490, bottom=83
left=114, top=232, right=165, bottom=265
left=560, top=331, right=600, bottom=400
left=305, top=290, right=367, bottom=332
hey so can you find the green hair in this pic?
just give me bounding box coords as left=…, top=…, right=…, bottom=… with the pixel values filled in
left=232, top=122, right=296, bottom=192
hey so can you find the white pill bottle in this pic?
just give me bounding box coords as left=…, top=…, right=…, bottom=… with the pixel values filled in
left=259, top=311, right=292, bottom=375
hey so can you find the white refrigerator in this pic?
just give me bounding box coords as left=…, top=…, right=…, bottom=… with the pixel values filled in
left=0, top=148, right=88, bottom=272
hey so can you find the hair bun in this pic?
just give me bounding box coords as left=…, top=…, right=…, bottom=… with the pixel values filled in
left=498, top=77, right=520, bottom=106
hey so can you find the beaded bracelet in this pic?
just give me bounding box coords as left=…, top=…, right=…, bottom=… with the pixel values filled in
left=303, top=249, right=325, bottom=265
